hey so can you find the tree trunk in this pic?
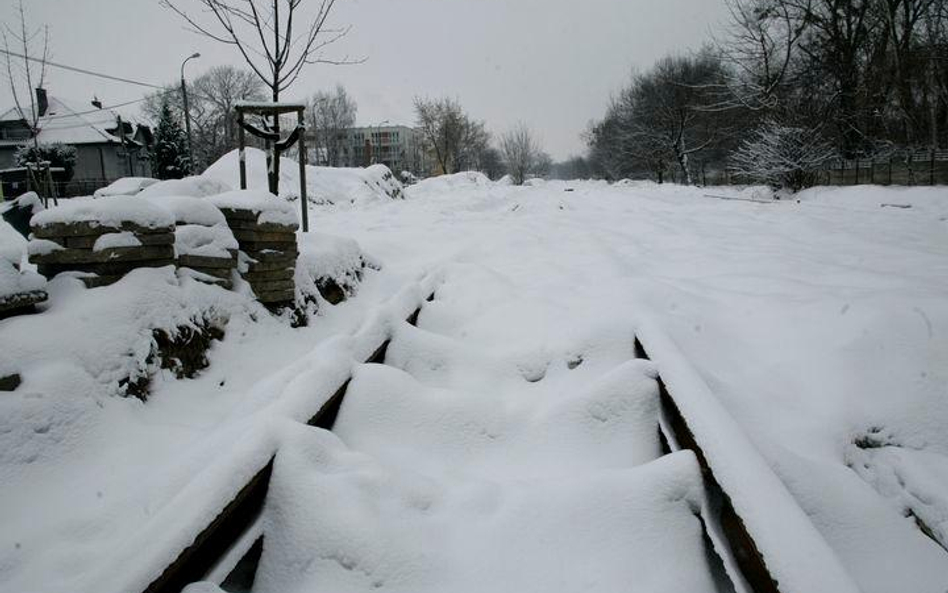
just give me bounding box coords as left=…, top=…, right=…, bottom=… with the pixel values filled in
left=675, top=141, right=692, bottom=185
left=269, top=87, right=280, bottom=196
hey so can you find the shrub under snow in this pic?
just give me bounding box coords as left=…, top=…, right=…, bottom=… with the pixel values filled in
left=730, top=120, right=838, bottom=191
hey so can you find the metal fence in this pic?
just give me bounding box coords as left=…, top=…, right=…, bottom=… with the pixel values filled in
left=700, top=149, right=948, bottom=187
left=0, top=177, right=112, bottom=201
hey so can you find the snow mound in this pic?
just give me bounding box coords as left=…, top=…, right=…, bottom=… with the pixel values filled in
left=93, top=231, right=142, bottom=252
left=137, top=176, right=232, bottom=199
left=175, top=224, right=239, bottom=259
left=334, top=358, right=662, bottom=480
left=0, top=213, right=28, bottom=266
left=30, top=196, right=174, bottom=230
left=409, top=171, right=491, bottom=194
left=93, top=177, right=159, bottom=198
left=207, top=189, right=299, bottom=227
left=297, top=232, right=374, bottom=286
left=1, top=192, right=44, bottom=257
left=256, top=426, right=716, bottom=593
left=0, top=258, right=45, bottom=300
left=203, top=148, right=404, bottom=205
left=141, top=194, right=227, bottom=227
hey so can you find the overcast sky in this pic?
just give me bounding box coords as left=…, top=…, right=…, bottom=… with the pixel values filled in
left=1, top=0, right=730, bottom=160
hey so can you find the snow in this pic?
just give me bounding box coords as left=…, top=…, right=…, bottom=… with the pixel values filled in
left=206, top=189, right=299, bottom=227
left=141, top=194, right=228, bottom=227
left=175, top=224, right=238, bottom=259
left=410, top=170, right=491, bottom=193
left=2, top=191, right=45, bottom=215
left=0, top=258, right=45, bottom=300
left=137, top=176, right=233, bottom=200
left=296, top=232, right=375, bottom=293
left=26, top=238, right=64, bottom=257
left=233, top=100, right=306, bottom=110
left=257, top=427, right=721, bottom=593
left=298, top=179, right=948, bottom=593
left=93, top=177, right=159, bottom=198
left=2, top=175, right=948, bottom=593
left=2, top=222, right=29, bottom=264
left=1, top=192, right=42, bottom=265
left=93, top=231, right=142, bottom=252
left=203, top=148, right=404, bottom=205
left=0, top=246, right=428, bottom=593
left=30, top=196, right=174, bottom=230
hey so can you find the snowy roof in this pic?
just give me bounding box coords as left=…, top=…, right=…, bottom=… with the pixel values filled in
left=0, top=96, right=124, bottom=146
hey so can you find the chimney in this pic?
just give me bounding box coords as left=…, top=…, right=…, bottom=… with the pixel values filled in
left=92, top=96, right=102, bottom=109
left=35, top=88, right=48, bottom=117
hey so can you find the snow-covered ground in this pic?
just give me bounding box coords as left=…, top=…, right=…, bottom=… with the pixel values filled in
left=1, top=174, right=947, bottom=593
left=278, top=178, right=948, bottom=593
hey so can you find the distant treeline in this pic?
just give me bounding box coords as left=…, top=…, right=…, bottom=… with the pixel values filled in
left=581, top=0, right=948, bottom=188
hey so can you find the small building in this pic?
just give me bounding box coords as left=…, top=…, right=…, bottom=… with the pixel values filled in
left=0, top=90, right=153, bottom=197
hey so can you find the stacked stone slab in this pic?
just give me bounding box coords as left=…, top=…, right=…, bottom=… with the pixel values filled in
left=140, top=194, right=239, bottom=290
left=226, top=212, right=298, bottom=305
left=29, top=223, right=175, bottom=288
left=28, top=198, right=176, bottom=288
left=175, top=225, right=239, bottom=290
left=208, top=190, right=300, bottom=308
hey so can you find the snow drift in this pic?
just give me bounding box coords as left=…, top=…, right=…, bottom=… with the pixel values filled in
left=203, top=148, right=404, bottom=206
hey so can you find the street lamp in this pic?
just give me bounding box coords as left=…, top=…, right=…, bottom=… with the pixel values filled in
left=180, top=52, right=200, bottom=173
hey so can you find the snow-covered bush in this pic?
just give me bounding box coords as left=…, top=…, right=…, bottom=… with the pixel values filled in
left=729, top=120, right=837, bottom=191
left=14, top=143, right=78, bottom=180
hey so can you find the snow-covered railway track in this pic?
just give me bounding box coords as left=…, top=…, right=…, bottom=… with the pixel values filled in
left=144, top=289, right=858, bottom=593
left=140, top=294, right=433, bottom=593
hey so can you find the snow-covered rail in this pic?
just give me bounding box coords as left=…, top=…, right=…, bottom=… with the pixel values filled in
left=634, top=327, right=861, bottom=593
left=139, top=293, right=434, bottom=593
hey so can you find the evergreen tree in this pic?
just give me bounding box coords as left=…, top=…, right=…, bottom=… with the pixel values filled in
left=151, top=101, right=190, bottom=179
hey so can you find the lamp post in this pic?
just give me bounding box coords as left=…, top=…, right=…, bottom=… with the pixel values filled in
left=180, top=52, right=200, bottom=173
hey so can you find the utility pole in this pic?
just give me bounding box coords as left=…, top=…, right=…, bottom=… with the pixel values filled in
left=180, top=52, right=200, bottom=174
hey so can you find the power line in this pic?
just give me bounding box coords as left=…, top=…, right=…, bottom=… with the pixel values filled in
left=0, top=50, right=221, bottom=122
left=0, top=48, right=167, bottom=90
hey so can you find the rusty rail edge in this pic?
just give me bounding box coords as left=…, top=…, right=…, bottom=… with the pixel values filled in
left=141, top=296, right=431, bottom=593
left=635, top=337, right=780, bottom=593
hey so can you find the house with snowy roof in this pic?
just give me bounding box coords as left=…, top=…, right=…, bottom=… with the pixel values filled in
left=0, top=89, right=153, bottom=195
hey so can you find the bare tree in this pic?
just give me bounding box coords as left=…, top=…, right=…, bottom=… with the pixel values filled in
left=143, top=66, right=265, bottom=171
left=195, top=65, right=267, bottom=152
left=161, top=0, right=360, bottom=190
left=500, top=123, right=543, bottom=185
left=2, top=0, right=55, bottom=201
left=307, top=84, right=357, bottom=166
left=2, top=0, right=49, bottom=152
left=414, top=97, right=489, bottom=175
left=716, top=0, right=811, bottom=112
